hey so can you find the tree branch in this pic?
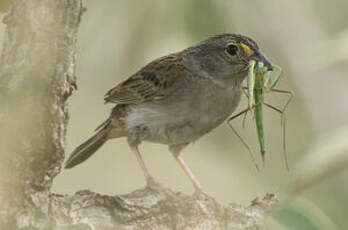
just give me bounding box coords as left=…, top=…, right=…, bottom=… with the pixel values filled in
left=49, top=188, right=277, bottom=230
left=0, top=1, right=276, bottom=229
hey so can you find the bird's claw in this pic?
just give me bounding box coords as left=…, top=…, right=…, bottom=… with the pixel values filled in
left=193, top=189, right=214, bottom=201
left=145, top=177, right=164, bottom=192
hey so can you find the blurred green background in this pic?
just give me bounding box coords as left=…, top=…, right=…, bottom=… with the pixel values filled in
left=2, top=0, right=348, bottom=229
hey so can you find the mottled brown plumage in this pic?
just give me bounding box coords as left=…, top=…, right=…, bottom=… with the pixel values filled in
left=104, top=54, right=185, bottom=104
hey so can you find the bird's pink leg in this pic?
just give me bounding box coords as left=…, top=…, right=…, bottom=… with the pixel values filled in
left=172, top=153, right=202, bottom=192
left=130, top=146, right=155, bottom=185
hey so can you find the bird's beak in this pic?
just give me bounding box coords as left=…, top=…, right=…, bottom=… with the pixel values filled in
left=252, top=50, right=273, bottom=71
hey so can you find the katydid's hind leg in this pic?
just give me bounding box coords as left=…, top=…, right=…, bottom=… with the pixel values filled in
left=227, top=107, right=259, bottom=171
left=263, top=102, right=289, bottom=171
left=263, top=88, right=293, bottom=170
left=270, top=89, right=294, bottom=111
left=269, top=88, right=294, bottom=127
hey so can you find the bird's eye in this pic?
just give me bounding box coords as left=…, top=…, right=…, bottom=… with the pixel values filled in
left=226, top=44, right=238, bottom=56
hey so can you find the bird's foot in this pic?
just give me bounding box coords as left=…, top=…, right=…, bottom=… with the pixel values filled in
left=145, top=177, right=164, bottom=192
left=192, top=188, right=214, bottom=201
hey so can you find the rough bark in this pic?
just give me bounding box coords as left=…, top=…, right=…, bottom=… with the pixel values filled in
left=0, top=1, right=276, bottom=229
left=48, top=188, right=277, bottom=230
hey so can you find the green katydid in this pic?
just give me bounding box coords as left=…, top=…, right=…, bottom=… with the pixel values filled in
left=227, top=60, right=293, bottom=169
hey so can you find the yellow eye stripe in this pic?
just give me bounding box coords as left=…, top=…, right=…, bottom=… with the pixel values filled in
left=238, top=43, right=252, bottom=54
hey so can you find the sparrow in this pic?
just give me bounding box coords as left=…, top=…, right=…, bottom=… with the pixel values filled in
left=65, top=33, right=273, bottom=193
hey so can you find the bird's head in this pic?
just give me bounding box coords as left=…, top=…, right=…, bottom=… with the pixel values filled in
left=183, top=33, right=273, bottom=84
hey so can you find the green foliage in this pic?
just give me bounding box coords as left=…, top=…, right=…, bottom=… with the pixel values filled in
left=0, top=0, right=9, bottom=12
left=272, top=198, right=340, bottom=230
left=274, top=209, right=320, bottom=230
left=182, top=0, right=227, bottom=39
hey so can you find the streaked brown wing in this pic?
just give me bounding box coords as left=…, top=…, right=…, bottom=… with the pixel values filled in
left=104, top=54, right=184, bottom=104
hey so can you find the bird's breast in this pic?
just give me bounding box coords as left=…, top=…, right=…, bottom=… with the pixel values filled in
left=124, top=83, right=243, bottom=146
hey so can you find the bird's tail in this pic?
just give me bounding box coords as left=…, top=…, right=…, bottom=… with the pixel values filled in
left=64, top=120, right=112, bottom=169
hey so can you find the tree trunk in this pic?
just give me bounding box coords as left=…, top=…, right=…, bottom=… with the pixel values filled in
left=0, top=1, right=276, bottom=229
